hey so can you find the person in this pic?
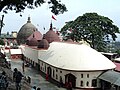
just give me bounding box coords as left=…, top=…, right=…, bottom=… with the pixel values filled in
left=22, top=62, right=25, bottom=73
left=37, top=87, right=41, bottom=90
left=13, top=68, right=23, bottom=90
left=46, top=71, right=49, bottom=81
left=67, top=82, right=72, bottom=90
left=59, top=77, right=63, bottom=87
left=31, top=86, right=36, bottom=90
left=0, top=71, right=8, bottom=90
left=27, top=76, right=31, bottom=84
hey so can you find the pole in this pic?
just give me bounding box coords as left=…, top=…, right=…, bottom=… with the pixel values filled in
left=0, top=15, right=4, bottom=36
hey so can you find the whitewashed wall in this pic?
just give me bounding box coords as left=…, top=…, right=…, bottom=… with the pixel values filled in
left=10, top=49, right=22, bottom=54
left=24, top=46, right=38, bottom=63
left=38, top=50, right=47, bottom=59
left=38, top=59, right=103, bottom=88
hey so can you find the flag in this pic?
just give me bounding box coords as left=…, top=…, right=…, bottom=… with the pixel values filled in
left=52, top=15, right=56, bottom=20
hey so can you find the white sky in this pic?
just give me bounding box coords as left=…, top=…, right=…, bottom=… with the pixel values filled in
left=0, top=0, right=120, bottom=40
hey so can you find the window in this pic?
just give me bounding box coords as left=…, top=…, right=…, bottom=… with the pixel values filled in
left=80, top=81, right=83, bottom=86
left=56, top=69, right=58, bottom=72
left=40, top=67, right=42, bottom=70
left=86, top=81, right=89, bottom=86
left=56, top=74, right=58, bottom=79
left=81, top=74, right=83, bottom=78
left=92, top=79, right=97, bottom=87
left=53, top=70, right=55, bottom=77
left=87, top=74, right=89, bottom=78
left=60, top=71, right=62, bottom=73
left=45, top=65, right=46, bottom=72
left=60, top=76, right=62, bottom=81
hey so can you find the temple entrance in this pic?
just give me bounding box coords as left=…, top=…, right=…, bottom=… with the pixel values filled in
left=47, top=67, right=52, bottom=77
left=65, top=73, right=76, bottom=88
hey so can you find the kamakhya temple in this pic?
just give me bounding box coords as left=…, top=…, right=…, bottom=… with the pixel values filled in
left=3, top=17, right=120, bottom=90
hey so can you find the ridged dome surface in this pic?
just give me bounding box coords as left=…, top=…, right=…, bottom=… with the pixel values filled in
left=17, top=17, right=37, bottom=44
left=45, top=30, right=60, bottom=43
left=66, top=39, right=73, bottom=42
left=44, top=23, right=60, bottom=43
left=27, top=30, right=43, bottom=41
left=38, top=39, right=49, bottom=49
left=28, top=37, right=38, bottom=46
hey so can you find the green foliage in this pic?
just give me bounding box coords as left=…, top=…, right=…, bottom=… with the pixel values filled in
left=0, top=0, right=67, bottom=15
left=111, top=41, right=120, bottom=54
left=0, top=39, right=5, bottom=45
left=115, top=49, right=120, bottom=55
left=60, top=13, right=120, bottom=51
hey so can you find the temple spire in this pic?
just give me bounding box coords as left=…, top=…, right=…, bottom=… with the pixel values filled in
left=27, top=16, right=31, bottom=23
left=50, top=22, right=53, bottom=30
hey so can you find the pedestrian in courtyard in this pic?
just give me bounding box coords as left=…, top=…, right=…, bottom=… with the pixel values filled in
left=46, top=71, right=49, bottom=81
left=13, top=68, right=23, bottom=90
left=22, top=61, right=25, bottom=73
left=59, top=76, right=63, bottom=87
left=31, top=86, right=36, bottom=90
left=0, top=71, right=8, bottom=90
left=67, top=82, right=72, bottom=90
left=27, top=76, right=31, bottom=84
left=37, top=87, right=41, bottom=90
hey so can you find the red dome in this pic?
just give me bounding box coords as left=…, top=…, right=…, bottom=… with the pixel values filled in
left=28, top=37, right=38, bottom=46
left=66, top=39, right=73, bottom=42
left=27, top=30, right=42, bottom=41
left=66, top=39, right=78, bottom=44
left=44, top=23, right=60, bottom=43
left=38, top=39, right=49, bottom=49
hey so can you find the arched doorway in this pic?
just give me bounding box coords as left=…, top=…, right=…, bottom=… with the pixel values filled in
left=65, top=73, right=76, bottom=88
left=47, top=67, right=52, bottom=77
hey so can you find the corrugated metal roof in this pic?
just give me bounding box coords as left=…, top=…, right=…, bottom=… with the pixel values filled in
left=114, top=78, right=120, bottom=86
left=99, top=70, right=120, bottom=86
left=99, top=70, right=120, bottom=83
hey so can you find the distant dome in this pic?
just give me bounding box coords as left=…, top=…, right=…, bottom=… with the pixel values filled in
left=17, top=17, right=37, bottom=44
left=44, top=23, right=60, bottom=43
left=38, top=39, right=49, bottom=49
left=28, top=35, right=38, bottom=46
left=66, top=39, right=73, bottom=42
left=27, top=30, right=42, bottom=41
left=66, top=39, right=78, bottom=44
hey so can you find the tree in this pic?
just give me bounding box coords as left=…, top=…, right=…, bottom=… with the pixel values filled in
left=0, top=39, right=5, bottom=45
left=60, top=13, right=120, bottom=52
left=0, top=0, right=67, bottom=15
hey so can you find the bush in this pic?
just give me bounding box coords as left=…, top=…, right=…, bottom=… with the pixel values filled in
left=0, top=39, right=5, bottom=45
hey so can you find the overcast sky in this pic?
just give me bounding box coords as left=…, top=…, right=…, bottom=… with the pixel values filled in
left=0, top=0, right=120, bottom=40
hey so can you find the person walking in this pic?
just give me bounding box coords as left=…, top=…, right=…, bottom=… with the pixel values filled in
left=22, top=62, right=25, bottom=73
left=0, top=71, right=8, bottom=90
left=37, top=87, right=41, bottom=90
left=31, top=86, right=36, bottom=90
left=27, top=76, right=31, bottom=84
left=13, top=68, right=23, bottom=90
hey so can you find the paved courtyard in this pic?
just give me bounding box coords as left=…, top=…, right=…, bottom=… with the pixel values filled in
left=10, top=59, right=66, bottom=90
left=10, top=59, right=96, bottom=90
